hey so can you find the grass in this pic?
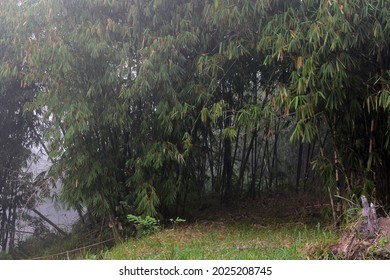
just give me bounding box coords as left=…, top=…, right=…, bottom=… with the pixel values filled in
left=97, top=195, right=340, bottom=260
left=20, top=196, right=339, bottom=260
left=100, top=220, right=338, bottom=260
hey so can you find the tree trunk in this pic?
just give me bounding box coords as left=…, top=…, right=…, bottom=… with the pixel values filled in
left=296, top=141, right=303, bottom=193
left=206, top=128, right=216, bottom=192
left=303, top=140, right=316, bottom=192
left=222, top=136, right=233, bottom=204
left=31, top=208, right=68, bottom=237
left=221, top=95, right=233, bottom=204
left=238, top=126, right=248, bottom=194
left=238, top=130, right=255, bottom=193
left=273, top=124, right=279, bottom=191
left=249, top=132, right=259, bottom=199
left=257, top=139, right=268, bottom=195
left=8, top=204, right=17, bottom=254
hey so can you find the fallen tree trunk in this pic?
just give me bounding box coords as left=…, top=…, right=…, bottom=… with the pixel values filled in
left=31, top=208, right=68, bottom=237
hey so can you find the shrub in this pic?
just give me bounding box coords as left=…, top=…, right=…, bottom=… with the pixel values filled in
left=127, top=214, right=161, bottom=238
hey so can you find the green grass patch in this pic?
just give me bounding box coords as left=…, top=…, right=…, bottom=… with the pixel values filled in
left=101, top=220, right=338, bottom=260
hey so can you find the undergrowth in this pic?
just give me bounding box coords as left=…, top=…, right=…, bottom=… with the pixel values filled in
left=98, top=221, right=338, bottom=260
left=17, top=196, right=344, bottom=260
left=13, top=220, right=114, bottom=260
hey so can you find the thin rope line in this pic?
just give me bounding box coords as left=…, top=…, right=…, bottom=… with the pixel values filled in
left=31, top=238, right=115, bottom=260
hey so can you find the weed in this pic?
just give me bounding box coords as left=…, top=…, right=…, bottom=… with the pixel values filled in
left=379, top=236, right=388, bottom=247
left=83, top=251, right=98, bottom=260
left=169, top=217, right=186, bottom=229
left=127, top=214, right=161, bottom=238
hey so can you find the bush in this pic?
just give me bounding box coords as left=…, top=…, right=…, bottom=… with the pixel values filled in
left=127, top=214, right=161, bottom=238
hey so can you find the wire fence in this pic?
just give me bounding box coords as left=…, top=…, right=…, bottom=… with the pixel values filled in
left=31, top=238, right=115, bottom=260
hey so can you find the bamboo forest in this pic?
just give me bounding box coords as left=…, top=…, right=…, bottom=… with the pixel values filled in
left=0, top=0, right=389, bottom=260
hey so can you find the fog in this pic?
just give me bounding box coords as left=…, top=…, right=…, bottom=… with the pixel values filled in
left=16, top=147, right=78, bottom=240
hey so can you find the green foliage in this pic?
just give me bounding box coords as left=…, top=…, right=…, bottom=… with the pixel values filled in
left=127, top=214, right=161, bottom=238
left=1, top=0, right=389, bottom=227
left=169, top=217, right=186, bottom=224
left=258, top=0, right=390, bottom=203
left=83, top=252, right=98, bottom=260
left=0, top=12, right=41, bottom=251
left=334, top=194, right=362, bottom=225
left=378, top=236, right=388, bottom=248
left=169, top=217, right=186, bottom=229
left=134, top=183, right=160, bottom=217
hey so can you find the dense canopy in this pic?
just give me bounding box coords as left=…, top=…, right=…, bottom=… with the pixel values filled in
left=0, top=0, right=389, bottom=244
